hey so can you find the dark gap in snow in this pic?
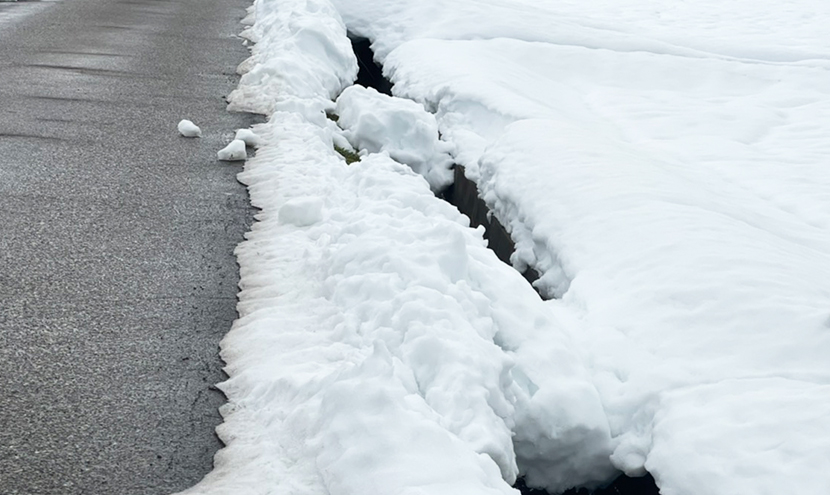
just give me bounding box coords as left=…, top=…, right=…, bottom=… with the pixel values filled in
left=344, top=33, right=660, bottom=495
left=344, top=33, right=545, bottom=294
left=442, top=164, right=541, bottom=290
left=446, top=165, right=661, bottom=492
left=515, top=473, right=660, bottom=495
left=348, top=33, right=393, bottom=95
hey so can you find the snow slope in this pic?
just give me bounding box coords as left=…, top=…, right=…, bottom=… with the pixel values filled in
left=177, top=1, right=618, bottom=494
left=182, top=0, right=830, bottom=494
left=329, top=0, right=830, bottom=494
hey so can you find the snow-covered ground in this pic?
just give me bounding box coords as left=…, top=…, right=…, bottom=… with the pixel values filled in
left=180, top=1, right=830, bottom=494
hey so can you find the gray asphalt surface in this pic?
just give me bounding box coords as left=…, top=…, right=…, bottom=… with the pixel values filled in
left=0, top=0, right=260, bottom=493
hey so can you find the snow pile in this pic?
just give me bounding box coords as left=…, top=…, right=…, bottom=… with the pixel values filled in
left=226, top=0, right=357, bottom=116
left=478, top=118, right=830, bottom=490
left=178, top=0, right=617, bottom=494
left=181, top=111, right=614, bottom=495
left=180, top=0, right=830, bottom=493
left=335, top=85, right=454, bottom=191
left=319, top=0, right=830, bottom=493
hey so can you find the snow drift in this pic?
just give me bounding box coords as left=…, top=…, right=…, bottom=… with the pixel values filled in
left=327, top=0, right=830, bottom=494
left=177, top=0, right=619, bottom=494
left=181, top=0, right=830, bottom=494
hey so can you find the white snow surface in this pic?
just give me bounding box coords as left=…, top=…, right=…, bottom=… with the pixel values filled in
left=182, top=0, right=830, bottom=494
left=235, top=128, right=262, bottom=148
left=179, top=0, right=614, bottom=494
left=182, top=114, right=616, bottom=495
left=177, top=119, right=202, bottom=138
left=217, top=139, right=248, bottom=161
left=329, top=1, right=830, bottom=494
left=335, top=85, right=454, bottom=191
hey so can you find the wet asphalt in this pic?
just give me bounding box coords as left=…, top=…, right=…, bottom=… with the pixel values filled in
left=0, top=0, right=260, bottom=493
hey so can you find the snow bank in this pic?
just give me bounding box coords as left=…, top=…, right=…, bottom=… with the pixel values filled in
left=227, top=0, right=357, bottom=116
left=184, top=0, right=830, bottom=493
left=326, top=0, right=830, bottom=494
left=330, top=0, right=830, bottom=65
left=477, top=118, right=830, bottom=492
left=178, top=0, right=616, bottom=493
left=182, top=111, right=614, bottom=495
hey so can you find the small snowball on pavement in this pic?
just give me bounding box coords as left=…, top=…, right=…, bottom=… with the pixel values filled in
left=177, top=119, right=202, bottom=137
left=217, top=139, right=248, bottom=161
left=235, top=128, right=262, bottom=148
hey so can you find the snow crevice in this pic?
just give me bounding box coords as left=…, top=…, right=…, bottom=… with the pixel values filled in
left=181, top=0, right=830, bottom=494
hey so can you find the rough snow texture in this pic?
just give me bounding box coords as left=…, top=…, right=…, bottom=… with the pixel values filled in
left=182, top=100, right=613, bottom=495
left=335, top=86, right=454, bottom=191
left=177, top=1, right=615, bottom=494
left=325, top=0, right=830, bottom=494
left=226, top=0, right=357, bottom=116
left=183, top=0, right=830, bottom=494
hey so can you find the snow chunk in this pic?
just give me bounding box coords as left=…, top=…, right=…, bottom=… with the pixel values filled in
left=177, top=119, right=201, bottom=138
left=217, top=139, right=247, bottom=161
left=226, top=0, right=357, bottom=115
left=335, top=85, right=453, bottom=191
left=234, top=128, right=262, bottom=148
left=277, top=196, right=324, bottom=227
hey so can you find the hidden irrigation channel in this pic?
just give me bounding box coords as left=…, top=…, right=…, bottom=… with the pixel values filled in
left=347, top=33, right=662, bottom=495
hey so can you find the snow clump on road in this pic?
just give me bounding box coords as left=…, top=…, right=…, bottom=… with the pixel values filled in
left=216, top=139, right=247, bottom=161
left=177, top=119, right=201, bottom=137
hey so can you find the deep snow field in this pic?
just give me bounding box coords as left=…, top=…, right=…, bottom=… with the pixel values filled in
left=179, top=1, right=830, bottom=494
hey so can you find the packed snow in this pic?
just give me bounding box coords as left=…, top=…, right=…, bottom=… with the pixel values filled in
left=217, top=139, right=247, bottom=161
left=335, top=85, right=454, bottom=191
left=234, top=128, right=262, bottom=148
left=180, top=0, right=830, bottom=494
left=181, top=96, right=613, bottom=495
left=177, top=119, right=202, bottom=138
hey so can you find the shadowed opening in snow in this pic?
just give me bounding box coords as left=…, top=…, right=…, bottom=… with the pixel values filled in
left=445, top=164, right=661, bottom=495
left=344, top=33, right=660, bottom=495
left=344, top=33, right=549, bottom=295
left=442, top=164, right=541, bottom=289
left=516, top=473, right=660, bottom=495
left=444, top=166, right=660, bottom=495
left=349, top=33, right=393, bottom=95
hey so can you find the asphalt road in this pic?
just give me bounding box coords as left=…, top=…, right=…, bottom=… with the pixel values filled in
left=0, top=0, right=260, bottom=493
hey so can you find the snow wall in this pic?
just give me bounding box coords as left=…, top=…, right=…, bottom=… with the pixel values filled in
left=180, top=1, right=830, bottom=495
